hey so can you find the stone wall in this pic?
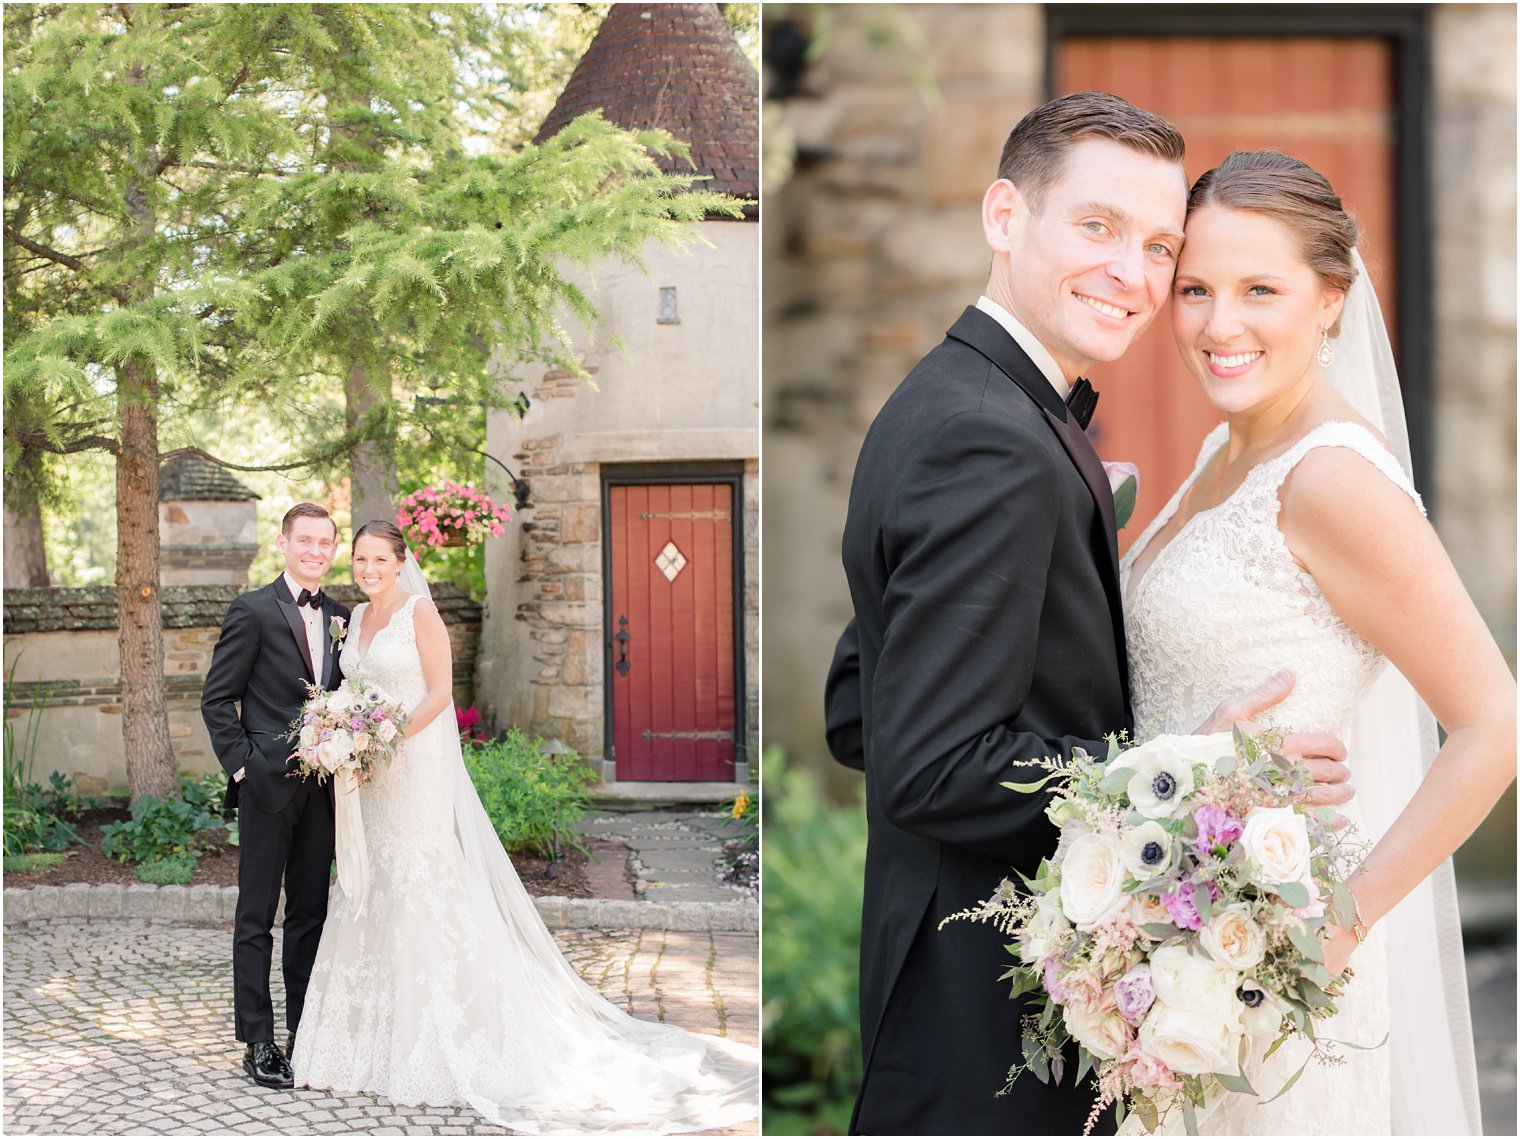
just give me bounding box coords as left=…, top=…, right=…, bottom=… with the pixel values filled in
left=3, top=584, right=481, bottom=791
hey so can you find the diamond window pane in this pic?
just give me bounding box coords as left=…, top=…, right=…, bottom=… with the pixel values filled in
left=654, top=540, right=687, bottom=582
left=658, top=286, right=679, bottom=324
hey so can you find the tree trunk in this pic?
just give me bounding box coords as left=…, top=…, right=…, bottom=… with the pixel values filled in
left=346, top=359, right=398, bottom=527
left=3, top=480, right=50, bottom=588
left=116, top=361, right=178, bottom=803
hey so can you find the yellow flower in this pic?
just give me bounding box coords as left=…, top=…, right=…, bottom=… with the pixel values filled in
left=731, top=790, right=750, bottom=819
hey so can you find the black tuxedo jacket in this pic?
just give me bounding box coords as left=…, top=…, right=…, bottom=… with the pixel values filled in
left=826, top=306, right=1132, bottom=1134
left=201, top=576, right=350, bottom=815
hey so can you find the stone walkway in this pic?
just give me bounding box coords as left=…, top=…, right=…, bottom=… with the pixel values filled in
left=581, top=809, right=753, bottom=906
left=2, top=918, right=758, bottom=1136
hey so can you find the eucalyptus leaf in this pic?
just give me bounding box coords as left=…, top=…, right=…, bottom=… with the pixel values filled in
left=1297, top=979, right=1334, bottom=1009
left=1193, top=886, right=1213, bottom=925
left=1212, top=1070, right=1257, bottom=1096
left=1098, top=767, right=1134, bottom=796
left=1263, top=1031, right=1291, bottom=1062
left=1324, top=1031, right=1390, bottom=1051
left=1273, top=879, right=1310, bottom=908
left=1115, top=1097, right=1127, bottom=1128
left=1107, top=735, right=1123, bottom=762
left=1287, top=923, right=1323, bottom=961
left=1003, top=772, right=1062, bottom=794
left=1049, top=1050, right=1065, bottom=1087
left=1331, top=879, right=1357, bottom=931
left=1182, top=1096, right=1199, bottom=1135
left=1214, top=751, right=1237, bottom=777
left=1142, top=922, right=1179, bottom=939
left=1261, top=1054, right=1313, bottom=1105
left=1074, top=1046, right=1093, bottom=1089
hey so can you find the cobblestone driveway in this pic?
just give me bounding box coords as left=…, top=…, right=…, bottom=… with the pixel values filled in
left=3, top=919, right=758, bottom=1135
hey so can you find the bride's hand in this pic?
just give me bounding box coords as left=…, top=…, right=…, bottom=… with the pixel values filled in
left=1321, top=923, right=1360, bottom=978
left=1194, top=671, right=1355, bottom=808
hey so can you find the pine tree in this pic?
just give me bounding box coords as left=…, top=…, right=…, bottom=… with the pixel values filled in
left=4, top=3, right=740, bottom=802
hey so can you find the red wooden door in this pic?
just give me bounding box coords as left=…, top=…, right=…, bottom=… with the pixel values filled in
left=608, top=483, right=737, bottom=781
left=1054, top=37, right=1398, bottom=540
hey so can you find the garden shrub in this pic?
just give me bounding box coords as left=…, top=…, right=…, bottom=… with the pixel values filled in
left=136, top=855, right=198, bottom=885
left=101, top=793, right=226, bottom=865
left=761, top=748, right=867, bottom=1136
left=3, top=851, right=68, bottom=873
left=462, top=728, right=597, bottom=858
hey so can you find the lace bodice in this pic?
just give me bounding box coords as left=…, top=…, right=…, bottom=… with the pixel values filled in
left=340, top=594, right=428, bottom=713
left=1122, top=421, right=1424, bottom=740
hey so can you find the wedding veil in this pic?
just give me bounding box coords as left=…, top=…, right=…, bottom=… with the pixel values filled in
left=1326, top=250, right=1482, bottom=1134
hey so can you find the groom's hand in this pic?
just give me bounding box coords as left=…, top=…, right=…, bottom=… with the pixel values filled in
left=1195, top=671, right=1355, bottom=807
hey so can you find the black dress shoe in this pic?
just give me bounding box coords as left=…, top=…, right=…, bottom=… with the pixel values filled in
left=243, top=1041, right=293, bottom=1089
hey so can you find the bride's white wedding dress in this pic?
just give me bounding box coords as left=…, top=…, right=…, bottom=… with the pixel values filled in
left=291, top=593, right=758, bottom=1134
left=1119, top=420, right=1479, bottom=1135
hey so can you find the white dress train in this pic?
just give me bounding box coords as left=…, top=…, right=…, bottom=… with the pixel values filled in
left=292, top=594, right=758, bottom=1133
left=1118, top=420, right=1479, bottom=1135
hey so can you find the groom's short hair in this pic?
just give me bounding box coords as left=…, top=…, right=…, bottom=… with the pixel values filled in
left=998, top=91, right=1185, bottom=213
left=281, top=501, right=337, bottom=538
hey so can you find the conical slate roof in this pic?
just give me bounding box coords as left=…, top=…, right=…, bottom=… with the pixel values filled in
left=158, top=453, right=260, bottom=501
left=536, top=4, right=758, bottom=211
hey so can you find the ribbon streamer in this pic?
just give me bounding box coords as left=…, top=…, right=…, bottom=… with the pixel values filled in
left=332, top=766, right=370, bottom=919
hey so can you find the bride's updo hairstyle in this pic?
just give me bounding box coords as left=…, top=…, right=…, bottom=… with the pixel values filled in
left=1187, top=150, right=1362, bottom=334
left=353, top=519, right=408, bottom=560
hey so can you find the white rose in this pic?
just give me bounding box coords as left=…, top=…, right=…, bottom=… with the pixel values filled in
left=1199, top=904, right=1268, bottom=971
left=299, top=725, right=318, bottom=748
left=1119, top=740, right=1206, bottom=820
left=1059, top=831, right=1129, bottom=930
left=1128, top=892, right=1174, bottom=934
left=351, top=732, right=371, bottom=753
left=1050, top=819, right=1090, bottom=872
left=377, top=720, right=398, bottom=743
left=1064, top=1004, right=1132, bottom=1061
left=1120, top=820, right=1180, bottom=880
left=326, top=688, right=354, bottom=714
left=1239, top=807, right=1312, bottom=887
left=1020, top=889, right=1070, bottom=965
left=1138, top=1002, right=1240, bottom=1076
left=315, top=733, right=353, bottom=772
left=1148, top=944, right=1240, bottom=1019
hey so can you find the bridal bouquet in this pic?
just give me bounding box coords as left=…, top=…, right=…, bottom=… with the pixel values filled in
left=285, top=679, right=407, bottom=785
left=942, top=729, right=1372, bottom=1135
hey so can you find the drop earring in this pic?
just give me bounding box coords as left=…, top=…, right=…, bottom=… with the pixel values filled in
left=1316, top=326, right=1334, bottom=368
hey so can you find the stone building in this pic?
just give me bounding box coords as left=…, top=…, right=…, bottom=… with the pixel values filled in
left=157, top=453, right=261, bottom=586
left=763, top=6, right=1516, bottom=881
left=477, top=4, right=759, bottom=787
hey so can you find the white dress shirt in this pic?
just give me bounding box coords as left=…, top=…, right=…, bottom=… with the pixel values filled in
left=975, top=295, right=1072, bottom=401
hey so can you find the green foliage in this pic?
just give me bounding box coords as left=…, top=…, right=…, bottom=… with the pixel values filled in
left=100, top=793, right=226, bottom=865
left=2, top=652, right=81, bottom=855
left=135, top=855, right=198, bottom=886
left=3, top=851, right=67, bottom=873
left=761, top=749, right=867, bottom=1135
left=462, top=728, right=597, bottom=858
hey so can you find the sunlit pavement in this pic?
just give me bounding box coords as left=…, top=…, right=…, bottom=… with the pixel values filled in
left=2, top=918, right=758, bottom=1135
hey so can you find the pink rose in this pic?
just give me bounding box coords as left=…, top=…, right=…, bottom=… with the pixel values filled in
left=1102, top=460, right=1139, bottom=495
left=1126, top=1044, right=1179, bottom=1089
left=1060, top=969, right=1108, bottom=1017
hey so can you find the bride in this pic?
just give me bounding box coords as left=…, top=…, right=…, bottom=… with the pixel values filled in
left=291, top=520, right=758, bottom=1133
left=1119, top=150, right=1514, bottom=1134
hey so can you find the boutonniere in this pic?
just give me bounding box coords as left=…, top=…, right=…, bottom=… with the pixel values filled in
left=1102, top=461, right=1139, bottom=530
left=328, top=614, right=348, bottom=649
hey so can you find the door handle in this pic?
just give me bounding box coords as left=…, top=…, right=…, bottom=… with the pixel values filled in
left=615, top=615, right=630, bottom=677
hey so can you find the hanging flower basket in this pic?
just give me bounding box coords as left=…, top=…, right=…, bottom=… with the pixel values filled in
left=397, top=482, right=513, bottom=551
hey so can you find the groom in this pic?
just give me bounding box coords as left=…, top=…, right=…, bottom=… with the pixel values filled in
left=824, top=92, right=1352, bottom=1134
left=202, top=502, right=349, bottom=1089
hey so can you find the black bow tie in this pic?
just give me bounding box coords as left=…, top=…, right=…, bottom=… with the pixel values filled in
left=296, top=588, right=325, bottom=609
left=1066, top=377, right=1098, bottom=431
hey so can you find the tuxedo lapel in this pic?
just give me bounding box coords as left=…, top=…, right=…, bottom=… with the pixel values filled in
left=318, top=598, right=342, bottom=689
left=947, top=306, right=1128, bottom=694
left=272, top=576, right=316, bottom=683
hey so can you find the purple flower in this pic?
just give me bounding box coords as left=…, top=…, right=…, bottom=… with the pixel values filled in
left=1043, top=955, right=1070, bottom=1005
left=372, top=710, right=385, bottom=721
left=1114, top=963, right=1156, bottom=1027
left=1161, top=879, right=1202, bottom=931
left=350, top=717, right=364, bottom=731
left=319, top=727, right=334, bottom=742
left=1193, top=805, right=1243, bottom=857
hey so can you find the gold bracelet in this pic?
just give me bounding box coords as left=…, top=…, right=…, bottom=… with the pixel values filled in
left=1350, top=892, right=1369, bottom=945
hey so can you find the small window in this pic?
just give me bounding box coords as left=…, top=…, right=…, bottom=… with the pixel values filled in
left=658, top=286, right=679, bottom=324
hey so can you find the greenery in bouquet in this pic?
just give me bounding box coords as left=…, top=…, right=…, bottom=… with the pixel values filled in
left=397, top=482, right=512, bottom=549
left=286, top=679, right=407, bottom=785
left=942, top=729, right=1377, bottom=1135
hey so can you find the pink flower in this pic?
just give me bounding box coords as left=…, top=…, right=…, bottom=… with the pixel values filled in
left=1161, top=879, right=1202, bottom=931
left=1044, top=955, right=1070, bottom=1005
left=1060, top=969, right=1109, bottom=1017
left=1113, top=963, right=1155, bottom=1027
left=1126, top=1044, right=1179, bottom=1089
left=1193, top=805, right=1243, bottom=857
left=1102, top=460, right=1139, bottom=496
